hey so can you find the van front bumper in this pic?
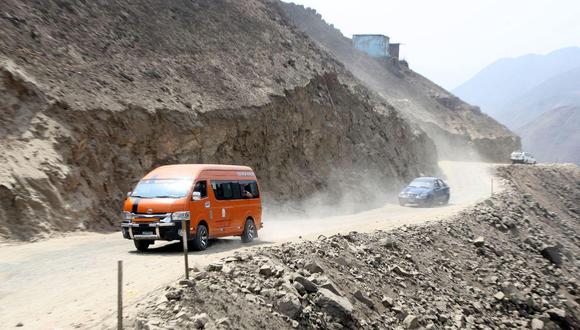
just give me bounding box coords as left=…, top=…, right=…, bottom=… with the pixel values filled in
left=121, top=222, right=184, bottom=241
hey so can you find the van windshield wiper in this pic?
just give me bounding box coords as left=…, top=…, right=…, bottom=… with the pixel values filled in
left=130, top=195, right=148, bottom=198
left=152, top=195, right=181, bottom=198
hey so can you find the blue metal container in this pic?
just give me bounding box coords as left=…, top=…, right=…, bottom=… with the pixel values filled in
left=352, top=34, right=390, bottom=58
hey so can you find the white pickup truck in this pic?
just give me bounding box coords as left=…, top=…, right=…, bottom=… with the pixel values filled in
left=510, top=151, right=537, bottom=164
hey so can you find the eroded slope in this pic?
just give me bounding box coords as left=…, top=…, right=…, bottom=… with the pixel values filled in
left=279, top=3, right=520, bottom=162
left=0, top=0, right=437, bottom=240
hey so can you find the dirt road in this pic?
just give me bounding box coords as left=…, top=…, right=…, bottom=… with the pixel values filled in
left=0, top=161, right=497, bottom=329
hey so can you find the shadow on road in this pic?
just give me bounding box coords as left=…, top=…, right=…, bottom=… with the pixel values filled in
left=128, top=238, right=274, bottom=256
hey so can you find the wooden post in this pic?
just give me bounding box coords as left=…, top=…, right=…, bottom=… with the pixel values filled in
left=117, top=260, right=123, bottom=330
left=181, top=219, right=189, bottom=280
left=491, top=177, right=494, bottom=196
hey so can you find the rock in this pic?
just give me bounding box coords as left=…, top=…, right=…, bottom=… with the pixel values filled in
left=315, top=288, right=353, bottom=323
left=178, top=279, right=195, bottom=287
left=206, top=262, right=223, bottom=272
left=319, top=281, right=342, bottom=296
left=305, top=261, right=324, bottom=274
left=293, top=281, right=306, bottom=295
left=353, top=290, right=374, bottom=309
left=473, top=236, right=485, bottom=247
left=276, top=294, right=302, bottom=319
left=259, top=264, right=274, bottom=277
left=381, top=296, right=394, bottom=308
left=540, top=245, right=562, bottom=266
left=494, top=291, right=505, bottom=300
left=15, top=323, right=23, bottom=328
left=294, top=275, right=318, bottom=293
left=165, top=290, right=182, bottom=301
left=531, top=318, right=544, bottom=330
left=403, top=315, right=419, bottom=329
left=192, top=313, right=210, bottom=329
left=379, top=236, right=397, bottom=248
left=546, top=308, right=566, bottom=319
left=391, top=265, right=411, bottom=277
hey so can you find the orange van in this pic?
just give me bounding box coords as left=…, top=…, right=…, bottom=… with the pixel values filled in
left=121, top=164, right=262, bottom=251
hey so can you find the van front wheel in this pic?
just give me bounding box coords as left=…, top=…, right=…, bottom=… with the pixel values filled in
left=134, top=240, right=151, bottom=252
left=191, top=224, right=209, bottom=251
left=241, top=219, right=257, bottom=243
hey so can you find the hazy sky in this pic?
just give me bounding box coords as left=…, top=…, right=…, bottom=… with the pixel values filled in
left=283, top=0, right=580, bottom=90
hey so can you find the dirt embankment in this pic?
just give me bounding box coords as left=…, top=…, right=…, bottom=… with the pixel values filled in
left=0, top=0, right=437, bottom=240
left=278, top=3, right=521, bottom=162
left=133, top=164, right=580, bottom=329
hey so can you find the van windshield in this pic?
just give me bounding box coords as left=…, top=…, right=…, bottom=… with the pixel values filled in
left=131, top=179, right=193, bottom=199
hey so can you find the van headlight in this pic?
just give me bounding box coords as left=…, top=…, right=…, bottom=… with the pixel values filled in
left=171, top=211, right=190, bottom=221
left=122, top=211, right=133, bottom=221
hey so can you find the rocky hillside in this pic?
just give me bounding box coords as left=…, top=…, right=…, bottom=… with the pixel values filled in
left=0, top=0, right=439, bottom=240
left=132, top=164, right=580, bottom=329
left=278, top=3, right=520, bottom=162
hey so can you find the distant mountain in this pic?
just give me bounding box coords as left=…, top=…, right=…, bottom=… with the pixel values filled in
left=502, top=67, right=580, bottom=129
left=453, top=47, right=580, bottom=120
left=518, top=106, right=580, bottom=164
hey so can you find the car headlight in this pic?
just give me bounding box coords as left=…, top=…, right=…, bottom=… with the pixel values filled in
left=122, top=211, right=133, bottom=221
left=171, top=211, right=190, bottom=221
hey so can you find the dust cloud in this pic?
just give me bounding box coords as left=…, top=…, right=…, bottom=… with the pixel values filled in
left=261, top=157, right=496, bottom=242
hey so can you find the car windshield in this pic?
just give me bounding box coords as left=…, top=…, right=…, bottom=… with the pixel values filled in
left=131, top=179, right=193, bottom=199
left=409, top=179, right=434, bottom=189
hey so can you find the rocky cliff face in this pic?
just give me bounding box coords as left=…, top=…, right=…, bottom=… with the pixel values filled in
left=279, top=3, right=521, bottom=162
left=0, top=0, right=437, bottom=240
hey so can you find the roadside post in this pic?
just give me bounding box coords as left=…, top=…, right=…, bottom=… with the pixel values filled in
left=491, top=177, right=494, bottom=196
left=181, top=220, right=190, bottom=280
left=117, top=260, right=123, bottom=330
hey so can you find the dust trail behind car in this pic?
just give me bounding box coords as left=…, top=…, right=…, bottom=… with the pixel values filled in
left=260, top=160, right=498, bottom=241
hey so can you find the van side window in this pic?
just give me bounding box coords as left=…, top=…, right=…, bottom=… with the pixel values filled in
left=211, top=180, right=260, bottom=200
left=241, top=180, right=260, bottom=198
left=193, top=181, right=207, bottom=198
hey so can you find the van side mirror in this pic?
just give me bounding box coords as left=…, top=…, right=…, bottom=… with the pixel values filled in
left=192, top=191, right=201, bottom=201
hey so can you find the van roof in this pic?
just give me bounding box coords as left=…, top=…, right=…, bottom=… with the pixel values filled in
left=143, top=164, right=254, bottom=179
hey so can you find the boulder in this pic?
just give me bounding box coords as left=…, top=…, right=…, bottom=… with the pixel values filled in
left=353, top=290, right=374, bottom=309
left=276, top=294, right=302, bottom=319
left=192, top=313, right=210, bottom=329
left=403, top=315, right=419, bottom=329
left=473, top=236, right=485, bottom=247
left=294, top=275, right=318, bottom=293
left=259, top=264, right=274, bottom=277
left=379, top=236, right=397, bottom=249
left=540, top=245, right=562, bottom=266
left=315, top=288, right=353, bottom=323
left=305, top=262, right=324, bottom=274
left=381, top=296, right=394, bottom=308
left=206, top=262, right=223, bottom=272
left=531, top=318, right=544, bottom=330
left=319, top=281, right=342, bottom=296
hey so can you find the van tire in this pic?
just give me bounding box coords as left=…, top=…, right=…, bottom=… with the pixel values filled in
left=241, top=219, right=257, bottom=243
left=134, top=240, right=151, bottom=252
left=191, top=224, right=209, bottom=251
